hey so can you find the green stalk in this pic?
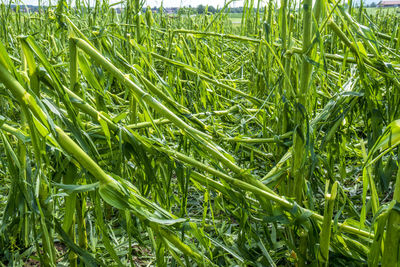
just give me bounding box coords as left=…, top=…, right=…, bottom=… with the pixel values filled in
left=69, top=38, right=78, bottom=94
left=63, top=164, right=78, bottom=267
left=135, top=0, right=141, bottom=43
left=20, top=105, right=56, bottom=266
left=280, top=0, right=288, bottom=52
left=292, top=0, right=313, bottom=203
left=318, top=181, right=338, bottom=266
left=13, top=81, right=371, bottom=244
left=382, top=166, right=400, bottom=266
left=129, top=94, right=138, bottom=124
left=125, top=106, right=243, bottom=129
left=0, top=61, right=113, bottom=185
left=298, top=230, right=308, bottom=266
left=72, top=37, right=211, bottom=140
left=327, top=20, right=372, bottom=65
left=223, top=131, right=293, bottom=143
left=313, top=0, right=324, bottom=33
left=76, top=195, right=88, bottom=250
left=72, top=36, right=273, bottom=192
left=126, top=34, right=137, bottom=125
left=0, top=59, right=204, bottom=264
left=240, top=0, right=247, bottom=35
left=35, top=41, right=374, bottom=244
left=150, top=51, right=262, bottom=105
left=191, top=168, right=373, bottom=239
left=19, top=106, right=29, bottom=248
left=150, top=222, right=203, bottom=262
left=265, top=1, right=273, bottom=88
left=154, top=145, right=373, bottom=239
left=255, top=0, right=261, bottom=33
left=278, top=0, right=290, bottom=160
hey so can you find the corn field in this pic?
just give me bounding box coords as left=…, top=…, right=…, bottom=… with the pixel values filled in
left=0, top=0, right=400, bottom=265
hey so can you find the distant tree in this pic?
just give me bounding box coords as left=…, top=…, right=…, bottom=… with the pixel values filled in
left=232, top=7, right=243, bottom=13
left=178, top=6, right=196, bottom=15
left=197, top=4, right=205, bottom=14
left=208, top=5, right=216, bottom=13
left=370, top=2, right=377, bottom=7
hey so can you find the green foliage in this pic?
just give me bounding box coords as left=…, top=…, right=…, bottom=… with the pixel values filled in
left=0, top=0, right=399, bottom=266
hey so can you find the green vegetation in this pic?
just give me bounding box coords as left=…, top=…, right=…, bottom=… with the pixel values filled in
left=365, top=7, right=400, bottom=15
left=0, top=0, right=400, bottom=266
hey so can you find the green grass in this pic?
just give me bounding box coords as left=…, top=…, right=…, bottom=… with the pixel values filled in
left=365, top=7, right=400, bottom=15
left=227, top=13, right=243, bottom=24
left=230, top=17, right=242, bottom=24
left=228, top=12, right=243, bottom=18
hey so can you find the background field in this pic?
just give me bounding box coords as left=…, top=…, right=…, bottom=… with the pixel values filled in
left=366, top=7, right=400, bottom=15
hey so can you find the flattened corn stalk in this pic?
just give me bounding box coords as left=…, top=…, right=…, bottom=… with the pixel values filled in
left=0, top=58, right=374, bottom=241
left=0, top=60, right=205, bottom=263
